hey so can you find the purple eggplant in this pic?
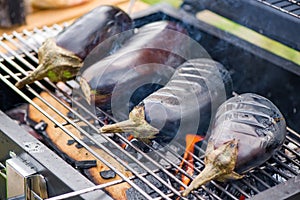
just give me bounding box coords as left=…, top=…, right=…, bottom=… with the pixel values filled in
left=15, top=5, right=133, bottom=89
left=79, top=20, right=191, bottom=119
left=183, top=93, right=286, bottom=196
left=100, top=58, right=232, bottom=144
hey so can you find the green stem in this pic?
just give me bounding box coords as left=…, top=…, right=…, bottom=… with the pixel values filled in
left=15, top=38, right=82, bottom=88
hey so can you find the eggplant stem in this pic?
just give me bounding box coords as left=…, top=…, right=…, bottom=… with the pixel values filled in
left=100, top=105, right=159, bottom=140
left=15, top=66, right=41, bottom=88
left=182, top=164, right=221, bottom=197
left=100, top=119, right=137, bottom=133
left=15, top=38, right=82, bottom=88
left=182, top=139, right=243, bottom=197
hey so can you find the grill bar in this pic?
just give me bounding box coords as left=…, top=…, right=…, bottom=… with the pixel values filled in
left=257, top=168, right=280, bottom=184
left=276, top=150, right=300, bottom=167
left=249, top=174, right=271, bottom=189
left=0, top=45, right=160, bottom=199
left=171, top=141, right=240, bottom=200
left=112, top=133, right=222, bottom=199
left=2, top=33, right=39, bottom=63
left=230, top=183, right=251, bottom=199
left=102, top=136, right=185, bottom=198
left=46, top=174, right=162, bottom=200
left=266, top=162, right=291, bottom=180
left=13, top=31, right=39, bottom=53
left=259, top=0, right=300, bottom=18
left=0, top=76, right=177, bottom=200
left=0, top=72, right=154, bottom=200
left=0, top=25, right=299, bottom=200
left=271, top=156, right=298, bottom=176
left=92, top=109, right=214, bottom=199
left=0, top=29, right=183, bottom=200
left=286, top=137, right=300, bottom=149
left=47, top=166, right=175, bottom=200
left=182, top=0, right=300, bottom=50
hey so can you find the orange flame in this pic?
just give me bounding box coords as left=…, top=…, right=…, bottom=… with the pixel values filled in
left=121, top=135, right=134, bottom=149
left=178, top=134, right=204, bottom=190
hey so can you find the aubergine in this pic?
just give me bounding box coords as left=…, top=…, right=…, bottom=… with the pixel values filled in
left=183, top=93, right=286, bottom=196
left=0, top=0, right=26, bottom=28
left=100, top=58, right=233, bottom=144
left=15, top=5, right=133, bottom=89
left=79, top=21, right=194, bottom=119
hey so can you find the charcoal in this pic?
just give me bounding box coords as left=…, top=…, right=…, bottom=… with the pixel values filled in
left=125, top=139, right=150, bottom=154
left=151, top=172, right=170, bottom=193
left=75, top=143, right=83, bottom=149
left=126, top=187, right=147, bottom=200
left=126, top=171, right=171, bottom=199
left=67, top=111, right=76, bottom=119
left=128, top=163, right=145, bottom=174
left=99, top=170, right=116, bottom=179
left=147, top=174, right=162, bottom=189
left=80, top=125, right=93, bottom=133
left=74, top=160, right=97, bottom=169
left=5, top=103, right=28, bottom=124
left=0, top=0, right=26, bottom=28
left=134, top=178, right=153, bottom=194
left=67, top=139, right=75, bottom=145
left=34, top=120, right=48, bottom=132
left=124, top=141, right=137, bottom=153
left=81, top=137, right=95, bottom=145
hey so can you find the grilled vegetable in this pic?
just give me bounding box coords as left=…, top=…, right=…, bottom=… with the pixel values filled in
left=100, top=58, right=233, bottom=144
left=0, top=0, right=26, bottom=28
left=183, top=93, right=286, bottom=196
left=79, top=21, right=191, bottom=119
left=15, top=5, right=133, bottom=88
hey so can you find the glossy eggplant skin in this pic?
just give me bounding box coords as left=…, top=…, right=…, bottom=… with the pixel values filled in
left=142, top=58, right=232, bottom=143
left=56, top=5, right=132, bottom=60
left=79, top=21, right=190, bottom=119
left=100, top=58, right=233, bottom=143
left=15, top=5, right=133, bottom=89
left=209, top=93, right=286, bottom=173
left=182, top=93, right=286, bottom=197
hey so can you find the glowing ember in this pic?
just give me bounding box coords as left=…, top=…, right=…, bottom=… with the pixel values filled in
left=121, top=135, right=134, bottom=149
left=239, top=195, right=246, bottom=200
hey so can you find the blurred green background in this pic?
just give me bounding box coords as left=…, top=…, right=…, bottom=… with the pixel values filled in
left=140, top=0, right=299, bottom=65
left=141, top=0, right=182, bottom=7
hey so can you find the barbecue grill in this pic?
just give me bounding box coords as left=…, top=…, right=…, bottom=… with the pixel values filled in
left=0, top=1, right=300, bottom=199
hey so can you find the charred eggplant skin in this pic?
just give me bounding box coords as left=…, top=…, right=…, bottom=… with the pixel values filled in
left=100, top=58, right=233, bottom=143
left=183, top=93, right=286, bottom=196
left=79, top=21, right=190, bottom=118
left=15, top=5, right=133, bottom=88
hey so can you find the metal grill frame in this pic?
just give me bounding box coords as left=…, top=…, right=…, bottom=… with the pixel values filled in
left=181, top=0, right=300, bottom=51
left=0, top=3, right=300, bottom=200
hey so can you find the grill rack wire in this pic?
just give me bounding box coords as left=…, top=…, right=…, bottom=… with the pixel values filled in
left=0, top=25, right=299, bottom=200
left=259, top=0, right=300, bottom=19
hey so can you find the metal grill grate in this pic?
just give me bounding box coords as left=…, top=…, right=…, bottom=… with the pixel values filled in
left=0, top=25, right=300, bottom=200
left=259, top=0, right=300, bottom=18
